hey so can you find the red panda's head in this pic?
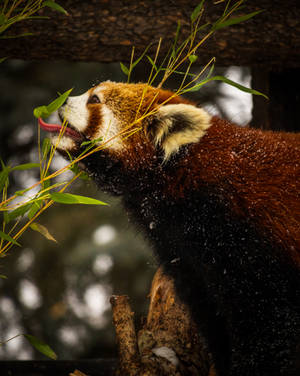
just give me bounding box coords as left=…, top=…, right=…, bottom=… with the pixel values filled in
left=41, top=81, right=211, bottom=169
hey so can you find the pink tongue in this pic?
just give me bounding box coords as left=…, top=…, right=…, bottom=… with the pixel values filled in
left=38, top=118, right=62, bottom=133
left=38, top=118, right=82, bottom=140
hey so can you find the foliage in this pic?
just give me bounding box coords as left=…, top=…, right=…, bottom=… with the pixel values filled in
left=120, top=0, right=266, bottom=97
left=0, top=0, right=67, bottom=38
left=0, top=334, right=57, bottom=360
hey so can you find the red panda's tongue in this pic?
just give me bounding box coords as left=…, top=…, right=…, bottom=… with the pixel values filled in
left=38, top=118, right=83, bottom=141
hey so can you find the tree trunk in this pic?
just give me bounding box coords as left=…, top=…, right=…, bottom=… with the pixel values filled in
left=110, top=268, right=214, bottom=376
left=1, top=0, right=300, bottom=67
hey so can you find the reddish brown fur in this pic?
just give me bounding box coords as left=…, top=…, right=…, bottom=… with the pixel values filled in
left=115, top=90, right=300, bottom=266
left=86, top=103, right=103, bottom=139
left=166, top=117, right=300, bottom=266
left=96, top=84, right=300, bottom=265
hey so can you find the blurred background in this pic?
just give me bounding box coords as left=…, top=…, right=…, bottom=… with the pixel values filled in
left=0, top=60, right=252, bottom=360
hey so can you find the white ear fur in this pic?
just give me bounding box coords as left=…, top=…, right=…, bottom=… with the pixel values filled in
left=155, top=104, right=212, bottom=160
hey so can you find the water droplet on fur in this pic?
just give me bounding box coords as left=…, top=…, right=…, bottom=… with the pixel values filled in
left=149, top=221, right=156, bottom=230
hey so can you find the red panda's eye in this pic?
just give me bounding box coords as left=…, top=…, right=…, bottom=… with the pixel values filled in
left=87, top=94, right=101, bottom=104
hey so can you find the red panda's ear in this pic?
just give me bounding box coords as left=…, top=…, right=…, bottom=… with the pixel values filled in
left=145, top=104, right=212, bottom=160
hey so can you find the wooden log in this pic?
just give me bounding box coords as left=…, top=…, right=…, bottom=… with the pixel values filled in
left=1, top=0, right=300, bottom=67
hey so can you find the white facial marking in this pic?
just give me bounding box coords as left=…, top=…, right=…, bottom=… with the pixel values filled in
left=61, top=92, right=90, bottom=133
left=51, top=135, right=76, bottom=151
left=59, top=85, right=123, bottom=151
left=96, top=104, right=123, bottom=150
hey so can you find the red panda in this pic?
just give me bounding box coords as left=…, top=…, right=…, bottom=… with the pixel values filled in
left=39, top=81, right=300, bottom=376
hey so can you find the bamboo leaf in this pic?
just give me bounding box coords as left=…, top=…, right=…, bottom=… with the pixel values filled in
left=131, top=43, right=152, bottom=70
left=213, top=10, right=264, bottom=31
left=42, top=1, right=68, bottom=15
left=146, top=56, right=158, bottom=72
left=0, top=57, right=8, bottom=63
left=68, top=164, right=89, bottom=180
left=0, top=167, right=9, bottom=192
left=33, top=105, right=48, bottom=119
left=33, top=89, right=73, bottom=119
left=15, top=188, right=31, bottom=196
left=42, top=138, right=51, bottom=159
left=0, top=230, right=20, bottom=246
left=24, top=334, right=57, bottom=360
left=160, top=68, right=196, bottom=77
left=5, top=203, right=32, bottom=224
left=120, top=62, right=129, bottom=75
left=47, top=89, right=72, bottom=114
left=11, top=163, right=40, bottom=171
left=188, top=54, right=198, bottom=63
left=28, top=201, right=42, bottom=220
left=42, top=177, right=51, bottom=191
left=30, top=222, right=57, bottom=243
left=50, top=192, right=108, bottom=206
left=0, top=14, right=6, bottom=24
left=191, top=1, right=205, bottom=23
left=185, top=75, right=268, bottom=99
left=206, top=59, right=215, bottom=79
left=171, top=21, right=181, bottom=58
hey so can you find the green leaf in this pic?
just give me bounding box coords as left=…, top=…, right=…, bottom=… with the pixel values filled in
left=188, top=54, right=198, bottom=63
left=146, top=56, right=158, bottom=72
left=206, top=60, right=215, bottom=79
left=68, top=164, right=89, bottom=180
left=0, top=274, right=7, bottom=279
left=15, top=188, right=30, bottom=196
left=47, top=89, right=72, bottom=114
left=28, top=201, right=42, bottom=220
left=80, top=136, right=102, bottom=149
left=5, top=203, right=32, bottom=224
left=213, top=10, right=264, bottom=31
left=120, top=62, right=129, bottom=75
left=185, top=75, right=268, bottom=99
left=24, top=334, right=57, bottom=360
left=33, top=88, right=73, bottom=119
left=33, top=105, right=48, bottom=119
left=160, top=68, right=196, bottom=78
left=0, top=230, right=20, bottom=246
left=0, top=167, right=9, bottom=192
left=0, top=14, right=6, bottom=24
left=0, top=57, right=8, bottom=63
left=191, top=0, right=205, bottom=23
left=42, top=138, right=52, bottom=159
left=131, top=43, right=152, bottom=70
left=170, top=21, right=181, bottom=58
left=42, top=177, right=51, bottom=191
left=11, top=163, right=40, bottom=171
left=30, top=222, right=57, bottom=243
left=50, top=192, right=108, bottom=206
left=42, top=1, right=68, bottom=15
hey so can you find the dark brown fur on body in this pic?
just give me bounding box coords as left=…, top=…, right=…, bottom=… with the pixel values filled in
left=167, top=117, right=300, bottom=266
